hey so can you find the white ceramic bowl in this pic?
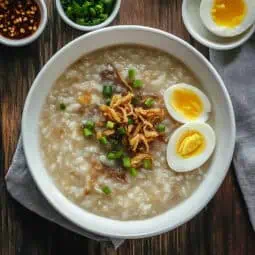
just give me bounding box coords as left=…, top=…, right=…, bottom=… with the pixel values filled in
left=56, top=0, right=121, bottom=31
left=182, top=0, right=255, bottom=51
left=0, top=0, right=47, bottom=47
left=22, top=26, right=236, bottom=238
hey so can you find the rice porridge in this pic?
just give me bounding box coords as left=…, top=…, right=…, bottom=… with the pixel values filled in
left=40, top=45, right=212, bottom=220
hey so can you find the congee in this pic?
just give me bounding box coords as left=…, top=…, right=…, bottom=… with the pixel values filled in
left=40, top=45, right=215, bottom=220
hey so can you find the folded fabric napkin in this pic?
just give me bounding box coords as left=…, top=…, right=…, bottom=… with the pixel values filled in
left=5, top=137, right=124, bottom=249
left=209, top=34, right=255, bottom=230
left=5, top=35, right=255, bottom=248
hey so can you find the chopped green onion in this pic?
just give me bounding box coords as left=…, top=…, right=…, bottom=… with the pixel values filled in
left=133, top=79, right=143, bottom=88
left=143, top=159, right=152, bottom=169
left=105, top=98, right=111, bottom=106
left=66, top=6, right=73, bottom=17
left=107, top=150, right=123, bottom=160
left=83, top=128, right=93, bottom=137
left=76, top=18, right=86, bottom=25
left=95, top=4, right=104, bottom=14
left=99, top=136, right=108, bottom=145
left=85, top=120, right=95, bottom=130
left=99, top=13, right=108, bottom=21
left=128, top=118, right=134, bottom=125
left=102, top=0, right=114, bottom=13
left=115, top=151, right=124, bottom=159
left=107, top=152, right=117, bottom=160
left=117, top=127, right=126, bottom=135
left=128, top=68, right=136, bottom=81
left=61, top=0, right=115, bottom=27
left=89, top=7, right=96, bottom=17
left=122, top=156, right=131, bottom=168
left=131, top=97, right=140, bottom=106
left=103, top=85, right=113, bottom=98
left=144, top=98, right=155, bottom=108
left=59, top=103, right=66, bottom=111
left=156, top=124, right=166, bottom=133
left=130, top=168, right=138, bottom=177
left=106, top=121, right=115, bottom=129
left=102, top=186, right=111, bottom=195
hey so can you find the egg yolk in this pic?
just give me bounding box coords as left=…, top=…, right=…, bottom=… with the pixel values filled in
left=176, top=131, right=206, bottom=158
left=211, top=0, right=247, bottom=28
left=170, top=88, right=203, bottom=120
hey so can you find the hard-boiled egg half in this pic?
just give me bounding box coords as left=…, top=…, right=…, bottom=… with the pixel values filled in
left=167, top=122, right=216, bottom=172
left=200, top=0, right=255, bottom=37
left=163, top=83, right=211, bottom=124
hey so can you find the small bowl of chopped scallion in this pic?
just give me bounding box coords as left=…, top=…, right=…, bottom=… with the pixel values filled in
left=56, top=0, right=121, bottom=31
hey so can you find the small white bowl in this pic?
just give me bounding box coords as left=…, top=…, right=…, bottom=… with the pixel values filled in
left=182, top=0, right=255, bottom=51
left=22, top=26, right=236, bottom=238
left=56, top=0, right=121, bottom=32
left=0, top=0, right=47, bottom=47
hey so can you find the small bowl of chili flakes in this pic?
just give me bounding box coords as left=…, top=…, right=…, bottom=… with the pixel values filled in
left=0, top=0, right=47, bottom=47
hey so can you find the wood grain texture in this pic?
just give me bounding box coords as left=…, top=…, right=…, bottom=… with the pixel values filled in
left=0, top=0, right=254, bottom=254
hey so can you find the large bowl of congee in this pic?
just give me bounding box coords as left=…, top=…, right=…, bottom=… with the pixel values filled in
left=22, top=26, right=235, bottom=238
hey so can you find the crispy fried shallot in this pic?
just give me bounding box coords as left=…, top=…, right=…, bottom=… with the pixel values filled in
left=100, top=64, right=133, bottom=92
left=100, top=92, right=165, bottom=153
left=131, top=153, right=153, bottom=168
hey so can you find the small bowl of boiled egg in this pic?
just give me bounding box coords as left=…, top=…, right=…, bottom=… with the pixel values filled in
left=182, top=0, right=255, bottom=50
left=164, top=83, right=216, bottom=172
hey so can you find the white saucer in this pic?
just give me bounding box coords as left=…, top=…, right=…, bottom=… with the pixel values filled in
left=182, top=0, right=255, bottom=51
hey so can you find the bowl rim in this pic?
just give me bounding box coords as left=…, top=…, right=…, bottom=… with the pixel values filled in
left=22, top=25, right=236, bottom=238
left=0, top=0, right=48, bottom=47
left=55, top=0, right=121, bottom=31
left=182, top=0, right=255, bottom=51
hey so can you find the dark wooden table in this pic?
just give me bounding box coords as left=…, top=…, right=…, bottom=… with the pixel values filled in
left=1, top=0, right=255, bottom=254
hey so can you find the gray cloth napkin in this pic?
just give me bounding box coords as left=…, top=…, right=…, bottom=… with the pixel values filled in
left=210, top=34, right=255, bottom=230
left=5, top=137, right=124, bottom=249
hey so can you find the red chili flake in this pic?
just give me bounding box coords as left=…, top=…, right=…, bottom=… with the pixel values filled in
left=0, top=0, right=41, bottom=40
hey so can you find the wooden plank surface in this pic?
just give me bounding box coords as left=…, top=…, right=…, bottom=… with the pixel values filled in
left=0, top=0, right=254, bottom=254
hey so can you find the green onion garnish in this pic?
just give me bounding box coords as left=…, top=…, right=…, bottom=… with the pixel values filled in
left=106, top=121, right=115, bottom=129
left=61, top=0, right=114, bottom=26
left=85, top=120, right=95, bottom=130
left=128, top=68, right=136, bottom=81
left=143, top=159, right=152, bottom=169
left=89, top=7, right=96, bottom=17
left=107, top=152, right=116, bottom=160
left=130, top=168, right=138, bottom=177
left=122, top=156, right=131, bottom=168
left=99, top=136, right=108, bottom=145
left=107, top=150, right=123, bottom=160
left=105, top=98, right=111, bottom=106
left=117, top=127, right=126, bottom=135
left=102, top=186, right=112, bottom=195
left=103, top=85, right=113, bottom=98
left=133, top=79, right=143, bottom=88
left=59, top=103, right=66, bottom=111
left=128, top=118, right=134, bottom=125
left=83, top=128, right=93, bottom=137
left=144, top=98, right=155, bottom=108
left=156, top=124, right=166, bottom=133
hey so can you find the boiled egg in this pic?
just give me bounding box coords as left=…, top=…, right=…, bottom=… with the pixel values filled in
left=164, top=83, right=211, bottom=124
left=200, top=0, right=255, bottom=37
left=167, top=122, right=216, bottom=172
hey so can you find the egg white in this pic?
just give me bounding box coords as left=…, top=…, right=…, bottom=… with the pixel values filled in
left=200, top=0, right=255, bottom=37
left=164, top=83, right=211, bottom=124
left=167, top=122, right=216, bottom=172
